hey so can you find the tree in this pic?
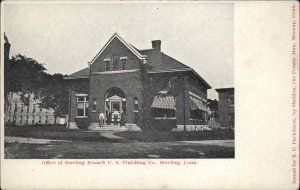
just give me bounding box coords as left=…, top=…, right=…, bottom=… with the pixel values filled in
left=4, top=54, right=48, bottom=107
left=39, top=73, right=69, bottom=123
left=4, top=54, right=69, bottom=124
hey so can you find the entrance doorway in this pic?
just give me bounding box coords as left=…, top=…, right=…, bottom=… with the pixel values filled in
left=104, top=87, right=126, bottom=125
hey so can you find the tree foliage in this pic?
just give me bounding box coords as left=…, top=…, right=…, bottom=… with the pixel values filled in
left=5, top=54, right=69, bottom=119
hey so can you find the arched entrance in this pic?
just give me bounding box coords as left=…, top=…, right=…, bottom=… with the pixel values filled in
left=104, top=87, right=126, bottom=125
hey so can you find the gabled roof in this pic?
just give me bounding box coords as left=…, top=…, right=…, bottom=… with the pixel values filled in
left=90, top=33, right=146, bottom=64
left=141, top=49, right=211, bottom=88
left=64, top=67, right=89, bottom=79
left=65, top=33, right=211, bottom=89
left=140, top=49, right=189, bottom=71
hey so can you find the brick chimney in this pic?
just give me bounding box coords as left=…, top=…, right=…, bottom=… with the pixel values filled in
left=4, top=33, right=10, bottom=65
left=152, top=40, right=161, bottom=52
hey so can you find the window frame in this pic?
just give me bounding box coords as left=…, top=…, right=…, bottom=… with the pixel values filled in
left=120, top=57, right=127, bottom=70
left=152, top=108, right=176, bottom=119
left=76, top=94, right=89, bottom=118
left=227, top=93, right=234, bottom=105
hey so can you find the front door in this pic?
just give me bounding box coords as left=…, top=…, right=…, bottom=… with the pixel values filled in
left=111, top=102, right=120, bottom=112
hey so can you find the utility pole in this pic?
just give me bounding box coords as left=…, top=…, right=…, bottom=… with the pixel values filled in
left=182, top=76, right=186, bottom=132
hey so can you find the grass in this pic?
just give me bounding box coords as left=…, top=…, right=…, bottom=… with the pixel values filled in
left=115, top=130, right=234, bottom=142
left=5, top=125, right=115, bottom=142
left=5, top=141, right=234, bottom=159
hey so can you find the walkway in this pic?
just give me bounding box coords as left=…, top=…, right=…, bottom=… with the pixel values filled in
left=86, top=124, right=129, bottom=140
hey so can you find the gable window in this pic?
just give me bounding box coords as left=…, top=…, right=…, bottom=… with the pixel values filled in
left=104, top=59, right=110, bottom=71
left=77, top=95, right=89, bottom=117
left=120, top=57, right=127, bottom=70
left=112, top=54, right=119, bottom=71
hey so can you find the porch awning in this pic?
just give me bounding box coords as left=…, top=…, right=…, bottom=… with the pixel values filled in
left=190, top=96, right=206, bottom=111
left=151, top=95, right=176, bottom=110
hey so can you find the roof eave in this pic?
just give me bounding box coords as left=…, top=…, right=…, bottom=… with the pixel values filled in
left=90, top=33, right=146, bottom=64
left=64, top=76, right=89, bottom=80
left=190, top=69, right=212, bottom=89
left=148, top=69, right=211, bottom=89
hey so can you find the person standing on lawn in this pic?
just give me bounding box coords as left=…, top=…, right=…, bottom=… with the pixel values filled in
left=99, top=111, right=105, bottom=127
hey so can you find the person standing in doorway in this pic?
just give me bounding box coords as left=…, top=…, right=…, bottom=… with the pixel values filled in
left=99, top=111, right=105, bottom=127
left=113, top=111, right=118, bottom=125
left=120, top=111, right=126, bottom=127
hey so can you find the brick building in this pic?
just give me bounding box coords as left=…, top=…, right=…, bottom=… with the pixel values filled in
left=65, top=33, right=211, bottom=130
left=216, top=88, right=234, bottom=129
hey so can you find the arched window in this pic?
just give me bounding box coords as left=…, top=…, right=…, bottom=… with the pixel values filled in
left=92, top=98, right=97, bottom=111
left=134, top=97, right=138, bottom=111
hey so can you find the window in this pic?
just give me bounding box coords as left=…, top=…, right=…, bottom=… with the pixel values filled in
left=45, top=116, right=48, bottom=124
left=152, top=108, right=175, bottom=118
left=134, top=97, right=138, bottom=111
left=40, top=108, right=42, bottom=112
left=20, top=104, right=23, bottom=112
left=120, top=57, right=127, bottom=70
left=112, top=55, right=119, bottom=71
left=33, top=104, right=36, bottom=113
left=27, top=105, right=30, bottom=112
left=14, top=103, right=17, bottom=112
left=20, top=116, right=23, bottom=123
left=39, top=116, right=41, bottom=123
left=77, top=95, right=89, bottom=117
left=105, top=61, right=110, bottom=71
left=92, top=98, right=97, bottom=111
left=228, top=113, right=234, bottom=128
left=26, top=116, right=29, bottom=124
left=32, top=116, right=35, bottom=124
left=227, top=93, right=234, bottom=105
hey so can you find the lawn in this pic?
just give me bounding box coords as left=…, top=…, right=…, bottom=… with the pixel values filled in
left=4, top=124, right=235, bottom=158
left=116, top=130, right=234, bottom=142
left=4, top=125, right=116, bottom=142
left=5, top=140, right=234, bottom=159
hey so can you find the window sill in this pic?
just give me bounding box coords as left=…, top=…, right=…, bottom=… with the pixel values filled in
left=154, top=117, right=176, bottom=120
left=76, top=116, right=88, bottom=118
left=91, top=111, right=97, bottom=113
left=92, top=69, right=139, bottom=74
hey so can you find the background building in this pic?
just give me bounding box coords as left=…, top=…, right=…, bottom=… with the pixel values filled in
left=5, top=93, right=57, bottom=125
left=216, top=88, right=234, bottom=129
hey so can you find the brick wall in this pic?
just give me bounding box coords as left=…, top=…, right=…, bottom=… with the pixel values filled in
left=89, top=71, right=143, bottom=123
left=91, top=37, right=141, bottom=72
left=218, top=91, right=234, bottom=128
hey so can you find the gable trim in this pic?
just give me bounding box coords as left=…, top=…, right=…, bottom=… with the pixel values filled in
left=90, top=33, right=146, bottom=64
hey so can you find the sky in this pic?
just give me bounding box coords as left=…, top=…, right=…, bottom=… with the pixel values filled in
left=4, top=2, right=233, bottom=100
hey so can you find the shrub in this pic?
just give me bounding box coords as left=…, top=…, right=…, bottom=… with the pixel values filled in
left=75, top=118, right=90, bottom=129
left=152, top=119, right=177, bottom=131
